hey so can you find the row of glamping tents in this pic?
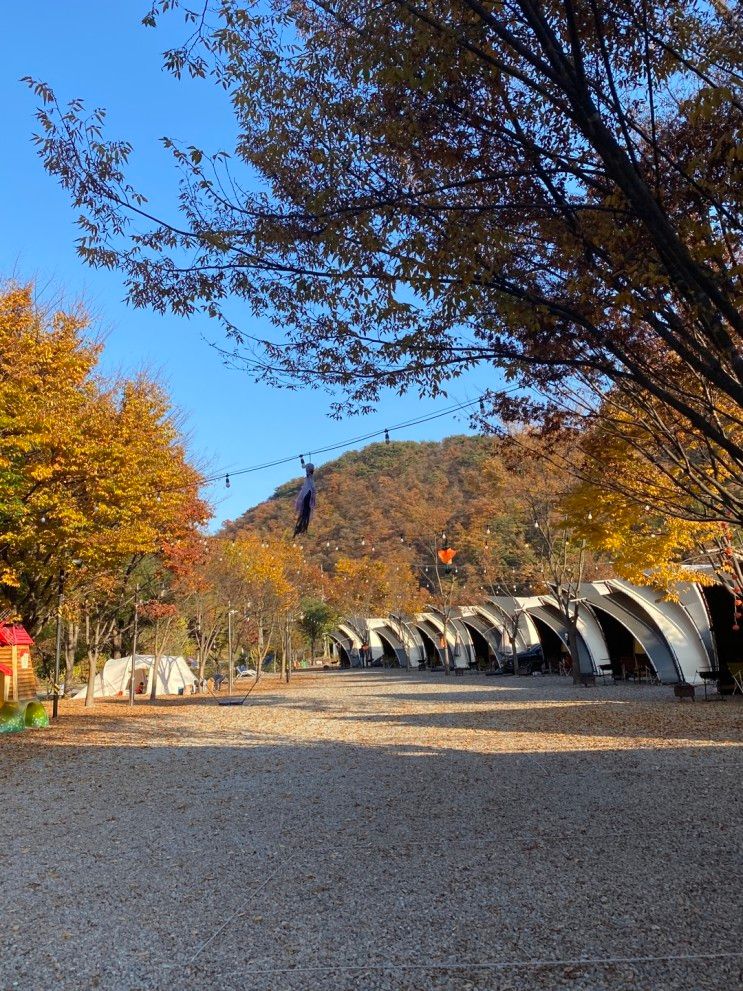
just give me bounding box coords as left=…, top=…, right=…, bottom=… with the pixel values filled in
left=328, top=579, right=739, bottom=686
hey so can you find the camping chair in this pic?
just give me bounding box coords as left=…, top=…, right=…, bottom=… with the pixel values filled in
left=639, top=659, right=660, bottom=686
left=620, top=655, right=639, bottom=681
left=558, top=655, right=572, bottom=678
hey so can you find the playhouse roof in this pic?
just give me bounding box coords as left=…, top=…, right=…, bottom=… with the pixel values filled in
left=0, top=624, right=34, bottom=646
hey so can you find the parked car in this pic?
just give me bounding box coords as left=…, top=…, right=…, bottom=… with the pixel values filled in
left=491, top=643, right=544, bottom=675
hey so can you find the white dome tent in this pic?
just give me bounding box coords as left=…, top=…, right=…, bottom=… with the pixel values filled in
left=73, top=654, right=195, bottom=699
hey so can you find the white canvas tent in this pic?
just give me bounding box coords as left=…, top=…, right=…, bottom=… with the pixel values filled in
left=73, top=654, right=195, bottom=699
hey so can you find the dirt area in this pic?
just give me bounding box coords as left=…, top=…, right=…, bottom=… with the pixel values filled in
left=1, top=670, right=741, bottom=991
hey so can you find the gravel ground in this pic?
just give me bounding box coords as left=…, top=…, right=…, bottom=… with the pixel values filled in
left=1, top=670, right=741, bottom=991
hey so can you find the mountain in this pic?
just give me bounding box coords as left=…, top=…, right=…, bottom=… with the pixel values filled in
left=223, top=435, right=502, bottom=567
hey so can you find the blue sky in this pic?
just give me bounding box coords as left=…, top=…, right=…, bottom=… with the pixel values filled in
left=1, top=3, right=486, bottom=527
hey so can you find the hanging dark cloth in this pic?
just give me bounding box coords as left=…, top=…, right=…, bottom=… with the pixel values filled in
left=293, top=464, right=316, bottom=536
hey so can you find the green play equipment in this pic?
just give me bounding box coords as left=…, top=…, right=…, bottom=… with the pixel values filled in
left=23, top=700, right=50, bottom=728
left=0, top=701, right=25, bottom=733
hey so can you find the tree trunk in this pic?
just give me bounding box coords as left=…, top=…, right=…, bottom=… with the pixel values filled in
left=568, top=620, right=583, bottom=685
left=279, top=619, right=287, bottom=682
left=111, top=621, right=123, bottom=659
left=442, top=615, right=451, bottom=675
left=508, top=631, right=518, bottom=672
left=256, top=620, right=264, bottom=682
left=64, top=620, right=79, bottom=695
left=84, top=614, right=101, bottom=708
left=150, top=619, right=160, bottom=701
left=84, top=649, right=98, bottom=707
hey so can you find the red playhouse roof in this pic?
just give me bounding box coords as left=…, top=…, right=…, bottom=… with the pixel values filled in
left=0, top=663, right=11, bottom=676
left=0, top=624, right=34, bottom=646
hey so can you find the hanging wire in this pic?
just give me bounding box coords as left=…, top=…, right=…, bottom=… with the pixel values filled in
left=206, top=392, right=505, bottom=487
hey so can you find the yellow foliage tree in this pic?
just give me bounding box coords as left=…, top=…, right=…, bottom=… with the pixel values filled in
left=0, top=285, right=208, bottom=700
left=180, top=533, right=306, bottom=680
left=564, top=396, right=729, bottom=593
left=328, top=553, right=423, bottom=619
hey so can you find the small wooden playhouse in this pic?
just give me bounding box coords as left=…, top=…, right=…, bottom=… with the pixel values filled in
left=0, top=623, right=36, bottom=703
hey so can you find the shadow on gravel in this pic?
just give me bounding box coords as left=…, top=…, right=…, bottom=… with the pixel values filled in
left=1, top=730, right=740, bottom=991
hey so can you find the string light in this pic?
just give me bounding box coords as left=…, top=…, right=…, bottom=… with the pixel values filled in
left=201, top=393, right=512, bottom=487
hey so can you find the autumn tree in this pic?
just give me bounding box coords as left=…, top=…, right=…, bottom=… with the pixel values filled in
left=138, top=600, right=185, bottom=701
left=478, top=432, right=611, bottom=682
left=197, top=533, right=306, bottom=680
left=171, top=538, right=228, bottom=683
left=297, top=598, right=337, bottom=662
left=0, top=284, right=105, bottom=630
left=563, top=407, right=731, bottom=591
left=0, top=285, right=208, bottom=701
left=328, top=557, right=393, bottom=620
left=27, top=1, right=743, bottom=523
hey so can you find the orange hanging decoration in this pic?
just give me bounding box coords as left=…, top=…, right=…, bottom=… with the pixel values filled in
left=438, top=548, right=457, bottom=566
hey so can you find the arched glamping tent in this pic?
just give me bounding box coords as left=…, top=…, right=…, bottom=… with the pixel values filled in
left=454, top=607, right=502, bottom=668
left=415, top=611, right=475, bottom=669
left=328, top=622, right=363, bottom=667
left=365, top=620, right=407, bottom=667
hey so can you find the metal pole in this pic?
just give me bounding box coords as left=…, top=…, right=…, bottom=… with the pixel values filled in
left=227, top=601, right=234, bottom=696
left=286, top=616, right=292, bottom=683
left=129, top=586, right=139, bottom=708
left=52, top=568, right=64, bottom=720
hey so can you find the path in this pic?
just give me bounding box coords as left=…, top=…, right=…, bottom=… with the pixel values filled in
left=1, top=671, right=741, bottom=990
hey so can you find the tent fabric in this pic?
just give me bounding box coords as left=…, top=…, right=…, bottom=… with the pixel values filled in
left=72, top=655, right=195, bottom=699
